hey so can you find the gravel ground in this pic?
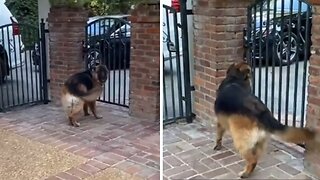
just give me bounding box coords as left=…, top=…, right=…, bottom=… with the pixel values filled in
left=86, top=168, right=143, bottom=180
left=0, top=128, right=86, bottom=180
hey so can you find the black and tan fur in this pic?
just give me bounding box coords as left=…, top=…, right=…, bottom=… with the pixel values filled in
left=61, top=65, right=108, bottom=127
left=214, top=62, right=318, bottom=178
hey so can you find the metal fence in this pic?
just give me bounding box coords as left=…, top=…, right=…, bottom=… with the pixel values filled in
left=163, top=1, right=194, bottom=125
left=84, top=16, right=130, bottom=107
left=244, top=0, right=312, bottom=128
left=0, top=19, right=48, bottom=111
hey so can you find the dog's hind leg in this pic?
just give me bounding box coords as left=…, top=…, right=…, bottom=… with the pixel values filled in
left=239, top=139, right=266, bottom=178
left=88, top=101, right=102, bottom=119
left=68, top=116, right=80, bottom=127
left=228, top=115, right=267, bottom=178
left=214, top=122, right=225, bottom=150
left=83, top=102, right=90, bottom=116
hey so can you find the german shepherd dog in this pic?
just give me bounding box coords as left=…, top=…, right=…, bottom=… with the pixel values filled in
left=61, top=65, right=108, bottom=127
left=214, top=62, right=318, bottom=178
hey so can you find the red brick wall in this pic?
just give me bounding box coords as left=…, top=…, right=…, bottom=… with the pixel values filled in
left=48, top=7, right=88, bottom=104
left=193, top=0, right=252, bottom=124
left=305, top=3, right=320, bottom=178
left=129, top=3, right=160, bottom=121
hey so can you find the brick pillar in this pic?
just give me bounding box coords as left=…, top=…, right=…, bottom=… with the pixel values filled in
left=304, top=1, right=320, bottom=178
left=129, top=2, right=160, bottom=121
left=193, top=0, right=253, bottom=125
left=48, top=7, right=88, bottom=103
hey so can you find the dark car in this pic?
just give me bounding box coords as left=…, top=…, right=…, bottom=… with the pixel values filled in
left=244, top=0, right=312, bottom=66
left=85, top=15, right=131, bottom=70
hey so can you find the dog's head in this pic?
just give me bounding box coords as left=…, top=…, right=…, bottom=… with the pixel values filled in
left=226, top=62, right=251, bottom=81
left=92, top=65, right=109, bottom=84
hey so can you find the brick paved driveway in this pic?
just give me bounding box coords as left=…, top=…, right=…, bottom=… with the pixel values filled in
left=164, top=121, right=317, bottom=179
left=0, top=103, right=160, bottom=180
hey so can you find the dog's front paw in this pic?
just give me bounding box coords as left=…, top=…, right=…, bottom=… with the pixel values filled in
left=239, top=171, right=250, bottom=179
left=94, top=115, right=103, bottom=119
left=70, top=119, right=80, bottom=127
left=213, top=144, right=222, bottom=151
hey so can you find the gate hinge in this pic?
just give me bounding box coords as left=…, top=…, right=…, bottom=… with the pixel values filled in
left=190, top=86, right=195, bottom=91
left=186, top=9, right=193, bottom=15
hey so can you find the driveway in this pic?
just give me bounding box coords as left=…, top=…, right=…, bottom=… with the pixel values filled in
left=0, top=103, right=159, bottom=179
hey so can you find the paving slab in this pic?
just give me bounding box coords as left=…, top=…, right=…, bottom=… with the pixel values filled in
left=0, top=103, right=159, bottom=180
left=164, top=121, right=317, bottom=180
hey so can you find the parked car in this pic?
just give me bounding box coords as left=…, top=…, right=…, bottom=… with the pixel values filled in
left=244, top=0, right=312, bottom=66
left=85, top=15, right=131, bottom=70
left=0, top=0, right=25, bottom=81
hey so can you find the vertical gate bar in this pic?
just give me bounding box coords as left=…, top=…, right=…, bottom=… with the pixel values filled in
left=258, top=0, right=263, bottom=99
left=12, top=25, right=20, bottom=104
left=112, top=23, right=116, bottom=104
left=40, top=19, right=48, bottom=103
left=17, top=30, right=25, bottom=103
left=165, top=8, right=176, bottom=120
left=28, top=28, right=35, bottom=102
left=180, top=0, right=192, bottom=123
left=172, top=9, right=184, bottom=117
left=292, top=1, right=302, bottom=127
left=38, top=28, right=44, bottom=102
left=0, top=28, right=4, bottom=109
left=107, top=19, right=111, bottom=103
left=300, top=6, right=311, bottom=128
left=284, top=0, right=294, bottom=126
left=278, top=0, right=285, bottom=123
left=6, top=27, right=14, bottom=106
left=101, top=20, right=107, bottom=102
left=0, top=27, right=6, bottom=110
left=24, top=30, right=30, bottom=103
left=271, top=0, right=277, bottom=114
left=252, top=5, right=256, bottom=94
left=32, top=24, right=39, bottom=102
left=123, top=23, right=128, bottom=106
left=117, top=26, right=122, bottom=105
left=163, top=55, right=169, bottom=121
left=264, top=0, right=271, bottom=106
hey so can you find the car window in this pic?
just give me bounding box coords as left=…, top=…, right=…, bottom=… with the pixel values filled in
left=263, top=0, right=308, bottom=13
left=87, top=19, right=115, bottom=36
left=0, top=2, right=14, bottom=26
left=110, top=24, right=131, bottom=38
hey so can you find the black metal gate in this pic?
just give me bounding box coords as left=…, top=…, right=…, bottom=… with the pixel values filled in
left=244, top=0, right=312, bottom=128
left=84, top=16, right=130, bottom=107
left=163, top=0, right=194, bottom=125
left=0, top=19, right=48, bottom=111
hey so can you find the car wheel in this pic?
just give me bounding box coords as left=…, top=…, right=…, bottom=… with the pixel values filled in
left=87, top=48, right=101, bottom=70
left=275, top=32, right=298, bottom=66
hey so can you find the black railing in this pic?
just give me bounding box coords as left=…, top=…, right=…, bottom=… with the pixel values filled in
left=163, top=1, right=194, bottom=125
left=244, top=0, right=312, bottom=128
left=0, top=19, right=48, bottom=111
left=84, top=16, right=130, bottom=107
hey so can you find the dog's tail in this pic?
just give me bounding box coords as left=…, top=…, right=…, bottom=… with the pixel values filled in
left=274, top=126, right=315, bottom=144
left=258, top=111, right=315, bottom=144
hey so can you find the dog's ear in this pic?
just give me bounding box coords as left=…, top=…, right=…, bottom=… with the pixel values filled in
left=226, top=63, right=236, bottom=75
